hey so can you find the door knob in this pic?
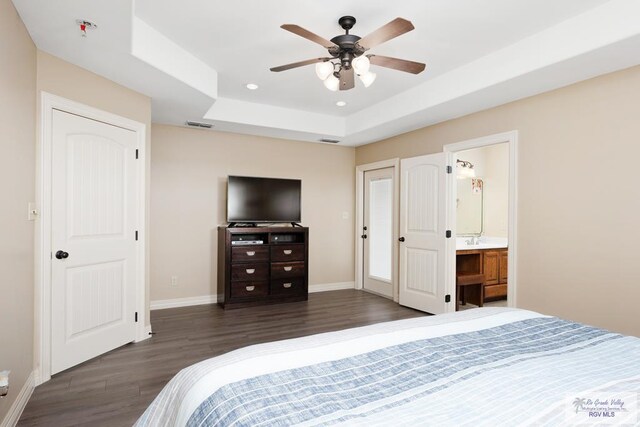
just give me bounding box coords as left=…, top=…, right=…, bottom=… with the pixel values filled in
left=398, top=237, right=405, bottom=242
left=361, top=234, right=368, bottom=239
left=55, top=250, right=69, bottom=259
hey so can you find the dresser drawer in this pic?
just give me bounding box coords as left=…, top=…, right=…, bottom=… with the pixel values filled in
left=230, top=281, right=268, bottom=298
left=271, top=261, right=305, bottom=279
left=231, top=263, right=269, bottom=281
left=232, top=246, right=269, bottom=262
left=270, top=278, right=305, bottom=296
left=270, top=244, right=305, bottom=262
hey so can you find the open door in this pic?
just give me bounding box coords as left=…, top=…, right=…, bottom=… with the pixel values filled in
left=399, top=152, right=454, bottom=314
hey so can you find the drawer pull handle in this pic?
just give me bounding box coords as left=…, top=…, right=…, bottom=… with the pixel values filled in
left=283, top=266, right=293, bottom=272
left=246, top=285, right=255, bottom=292
left=246, top=269, right=255, bottom=274
left=283, top=250, right=292, bottom=255
left=246, top=251, right=255, bottom=256
left=283, top=283, right=292, bottom=288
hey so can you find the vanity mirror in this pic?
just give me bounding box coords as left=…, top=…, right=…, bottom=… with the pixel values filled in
left=457, top=177, right=483, bottom=235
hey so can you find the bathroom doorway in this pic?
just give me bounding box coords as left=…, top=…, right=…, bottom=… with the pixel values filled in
left=444, top=131, right=518, bottom=311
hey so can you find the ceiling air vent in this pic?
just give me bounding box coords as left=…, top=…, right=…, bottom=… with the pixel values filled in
left=185, top=121, right=213, bottom=129
left=319, top=138, right=340, bottom=144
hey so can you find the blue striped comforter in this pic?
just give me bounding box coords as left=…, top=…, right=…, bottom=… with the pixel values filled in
left=136, top=308, right=640, bottom=426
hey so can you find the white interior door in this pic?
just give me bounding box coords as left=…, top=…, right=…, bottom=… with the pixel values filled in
left=363, top=168, right=394, bottom=298
left=51, top=110, right=138, bottom=374
left=399, top=153, right=453, bottom=314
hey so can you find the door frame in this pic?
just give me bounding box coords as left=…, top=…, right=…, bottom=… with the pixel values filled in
left=35, top=92, right=148, bottom=385
left=355, top=159, right=400, bottom=301
left=443, top=130, right=519, bottom=309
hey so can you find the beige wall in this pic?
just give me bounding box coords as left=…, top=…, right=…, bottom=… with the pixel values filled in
left=0, top=0, right=36, bottom=420
left=150, top=125, right=355, bottom=302
left=357, top=65, right=640, bottom=337
left=482, top=144, right=509, bottom=238
left=36, top=51, right=153, bottom=325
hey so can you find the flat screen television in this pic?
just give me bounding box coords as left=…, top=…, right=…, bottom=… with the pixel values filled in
left=227, top=176, right=301, bottom=223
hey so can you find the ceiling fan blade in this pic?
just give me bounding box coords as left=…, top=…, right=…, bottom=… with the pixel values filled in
left=357, top=18, right=415, bottom=50
left=281, top=24, right=338, bottom=49
left=368, top=55, right=426, bottom=74
left=270, top=57, right=332, bottom=72
left=339, top=67, right=355, bottom=91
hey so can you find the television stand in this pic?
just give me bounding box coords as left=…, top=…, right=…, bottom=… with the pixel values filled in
left=218, top=225, right=309, bottom=309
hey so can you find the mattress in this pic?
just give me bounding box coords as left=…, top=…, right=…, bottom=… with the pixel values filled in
left=135, top=308, right=640, bottom=426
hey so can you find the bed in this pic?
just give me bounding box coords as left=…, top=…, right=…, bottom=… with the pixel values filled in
left=135, top=308, right=640, bottom=426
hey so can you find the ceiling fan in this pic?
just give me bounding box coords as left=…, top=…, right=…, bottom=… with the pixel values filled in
left=270, top=16, right=426, bottom=91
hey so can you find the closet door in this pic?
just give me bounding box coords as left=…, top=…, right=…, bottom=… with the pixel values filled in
left=51, top=110, right=138, bottom=374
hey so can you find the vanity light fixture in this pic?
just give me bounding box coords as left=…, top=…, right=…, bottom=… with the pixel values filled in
left=456, top=159, right=476, bottom=179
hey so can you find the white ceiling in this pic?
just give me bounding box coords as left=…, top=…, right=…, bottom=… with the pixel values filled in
left=13, top=0, right=640, bottom=146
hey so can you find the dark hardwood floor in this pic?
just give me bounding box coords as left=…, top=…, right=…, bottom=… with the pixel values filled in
left=19, top=290, right=425, bottom=426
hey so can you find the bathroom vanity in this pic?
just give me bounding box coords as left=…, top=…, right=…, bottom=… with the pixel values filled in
left=456, top=238, right=508, bottom=301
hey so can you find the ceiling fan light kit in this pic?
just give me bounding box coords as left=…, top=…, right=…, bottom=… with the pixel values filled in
left=271, top=15, right=426, bottom=92
left=315, top=61, right=334, bottom=80
left=358, top=71, right=377, bottom=88
left=352, top=55, right=370, bottom=75
left=323, top=73, right=340, bottom=91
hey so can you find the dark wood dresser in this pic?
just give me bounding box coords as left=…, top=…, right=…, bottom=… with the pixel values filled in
left=217, top=226, right=309, bottom=309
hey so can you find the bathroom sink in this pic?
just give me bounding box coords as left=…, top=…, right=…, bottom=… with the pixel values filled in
left=456, top=236, right=508, bottom=250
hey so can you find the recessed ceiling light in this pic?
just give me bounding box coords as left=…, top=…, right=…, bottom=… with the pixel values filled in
left=246, top=83, right=259, bottom=90
left=336, top=101, right=347, bottom=107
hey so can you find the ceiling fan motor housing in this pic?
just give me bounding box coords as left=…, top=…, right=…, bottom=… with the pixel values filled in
left=328, top=16, right=367, bottom=69
left=329, top=34, right=365, bottom=69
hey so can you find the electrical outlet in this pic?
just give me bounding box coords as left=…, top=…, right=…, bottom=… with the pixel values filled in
left=170, top=276, right=178, bottom=287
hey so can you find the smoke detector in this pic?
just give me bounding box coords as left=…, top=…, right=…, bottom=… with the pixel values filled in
left=75, top=19, right=98, bottom=37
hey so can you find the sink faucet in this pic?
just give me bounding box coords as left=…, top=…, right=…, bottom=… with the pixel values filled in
left=465, top=236, right=481, bottom=245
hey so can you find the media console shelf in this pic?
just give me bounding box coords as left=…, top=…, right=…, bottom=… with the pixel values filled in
left=217, top=226, right=309, bottom=309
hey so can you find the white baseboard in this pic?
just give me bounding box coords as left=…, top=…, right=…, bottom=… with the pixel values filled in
left=150, top=294, right=218, bottom=311
left=1, top=371, right=34, bottom=427
left=150, top=283, right=355, bottom=311
left=309, top=281, right=355, bottom=293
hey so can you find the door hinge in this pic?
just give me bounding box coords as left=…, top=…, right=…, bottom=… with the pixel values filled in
left=135, top=149, right=139, bottom=159
left=445, top=294, right=451, bottom=303
left=446, top=165, right=452, bottom=174
left=446, top=230, right=452, bottom=238
left=135, top=230, right=139, bottom=241
left=135, top=312, right=138, bottom=322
